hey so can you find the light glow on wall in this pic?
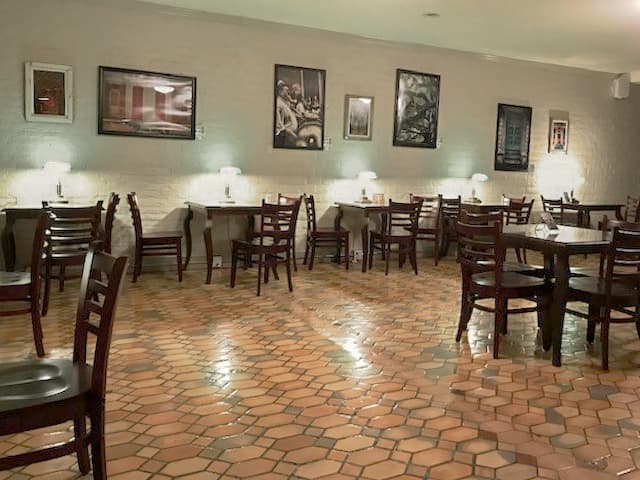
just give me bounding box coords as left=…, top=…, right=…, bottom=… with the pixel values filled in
left=535, top=154, right=585, bottom=198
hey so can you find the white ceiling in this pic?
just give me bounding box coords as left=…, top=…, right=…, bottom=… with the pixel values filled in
left=137, top=0, right=640, bottom=76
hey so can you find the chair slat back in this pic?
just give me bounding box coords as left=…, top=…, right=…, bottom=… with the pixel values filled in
left=410, top=194, right=442, bottom=230
left=461, top=209, right=503, bottom=226
left=30, top=212, right=52, bottom=294
left=506, top=199, right=534, bottom=225
left=127, top=193, right=144, bottom=241
left=277, top=193, right=303, bottom=232
left=541, top=195, right=564, bottom=223
left=73, top=244, right=127, bottom=397
left=602, top=221, right=640, bottom=286
left=303, top=194, right=318, bottom=234
left=624, top=196, right=640, bottom=222
left=441, top=196, right=462, bottom=221
left=259, top=200, right=299, bottom=245
left=45, top=203, right=103, bottom=259
left=384, top=200, right=423, bottom=236
left=455, top=219, right=504, bottom=281
left=104, top=192, right=120, bottom=253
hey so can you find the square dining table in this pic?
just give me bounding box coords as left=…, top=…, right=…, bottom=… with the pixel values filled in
left=501, top=224, right=611, bottom=366
left=561, top=202, right=624, bottom=228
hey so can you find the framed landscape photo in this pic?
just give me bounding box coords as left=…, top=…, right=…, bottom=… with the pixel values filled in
left=393, top=69, right=440, bottom=148
left=25, top=62, right=73, bottom=123
left=344, top=95, right=374, bottom=140
left=549, top=119, right=569, bottom=154
left=98, top=66, right=196, bottom=140
left=273, top=64, right=326, bottom=150
left=494, top=103, right=532, bottom=171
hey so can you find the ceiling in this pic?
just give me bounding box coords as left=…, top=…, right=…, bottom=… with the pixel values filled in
left=137, top=0, right=640, bottom=77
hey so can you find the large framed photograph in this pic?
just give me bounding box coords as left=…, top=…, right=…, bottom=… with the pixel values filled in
left=393, top=69, right=440, bottom=148
left=549, top=119, right=569, bottom=154
left=344, top=95, right=374, bottom=140
left=25, top=62, right=73, bottom=123
left=494, top=103, right=532, bottom=171
left=98, top=66, right=196, bottom=140
left=273, top=64, right=325, bottom=150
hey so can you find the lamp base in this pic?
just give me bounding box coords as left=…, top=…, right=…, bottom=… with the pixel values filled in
left=356, top=197, right=372, bottom=204
left=221, top=199, right=236, bottom=204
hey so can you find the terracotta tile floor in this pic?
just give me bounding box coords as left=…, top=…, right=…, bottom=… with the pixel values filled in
left=2, top=254, right=640, bottom=480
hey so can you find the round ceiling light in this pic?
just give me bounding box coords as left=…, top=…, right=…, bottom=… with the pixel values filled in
left=422, top=12, right=440, bottom=18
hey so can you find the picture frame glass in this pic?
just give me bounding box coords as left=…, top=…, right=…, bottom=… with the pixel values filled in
left=344, top=95, right=373, bottom=140
left=393, top=69, right=440, bottom=148
left=273, top=64, right=326, bottom=150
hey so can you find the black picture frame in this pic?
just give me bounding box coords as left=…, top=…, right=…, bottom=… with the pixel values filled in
left=98, top=66, right=196, bottom=140
left=494, top=103, right=532, bottom=171
left=393, top=68, right=441, bottom=148
left=273, top=64, right=326, bottom=150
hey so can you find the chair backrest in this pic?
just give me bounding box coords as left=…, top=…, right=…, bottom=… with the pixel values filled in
left=45, top=203, right=103, bottom=260
left=441, top=196, right=462, bottom=221
left=602, top=221, right=640, bottom=295
left=624, top=195, right=640, bottom=222
left=410, top=194, right=443, bottom=230
left=541, top=195, right=564, bottom=223
left=455, top=219, right=505, bottom=284
left=303, top=194, right=318, bottom=234
left=384, top=199, right=423, bottom=236
left=73, top=244, right=128, bottom=398
left=30, top=212, right=52, bottom=295
left=503, top=195, right=526, bottom=203
left=127, top=193, right=144, bottom=241
left=277, top=193, right=303, bottom=231
left=506, top=199, right=534, bottom=225
left=259, top=200, right=298, bottom=245
left=104, top=192, right=120, bottom=253
left=461, top=209, right=503, bottom=226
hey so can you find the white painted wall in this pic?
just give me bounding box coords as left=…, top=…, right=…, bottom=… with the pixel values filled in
left=1, top=0, right=639, bottom=269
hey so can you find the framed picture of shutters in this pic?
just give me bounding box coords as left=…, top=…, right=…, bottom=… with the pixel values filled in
left=98, top=66, right=196, bottom=139
left=494, top=103, right=532, bottom=171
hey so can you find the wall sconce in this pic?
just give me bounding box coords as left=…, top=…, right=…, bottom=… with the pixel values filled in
left=357, top=171, right=377, bottom=204
left=43, top=160, right=71, bottom=202
left=219, top=166, right=241, bottom=203
left=468, top=173, right=488, bottom=204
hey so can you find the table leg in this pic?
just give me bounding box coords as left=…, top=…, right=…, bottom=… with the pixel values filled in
left=576, top=209, right=584, bottom=228
left=361, top=212, right=370, bottom=273
left=333, top=206, right=344, bottom=263
left=541, top=253, right=555, bottom=351
left=615, top=206, right=623, bottom=221
left=549, top=251, right=570, bottom=366
left=1, top=214, right=17, bottom=272
left=183, top=207, right=194, bottom=270
left=203, top=212, right=214, bottom=284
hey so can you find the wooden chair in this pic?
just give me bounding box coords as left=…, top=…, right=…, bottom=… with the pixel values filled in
left=0, top=244, right=128, bottom=479
left=410, top=194, right=443, bottom=266
left=567, top=221, right=640, bottom=369
left=0, top=212, right=51, bottom=357
left=540, top=195, right=565, bottom=224
left=369, top=199, right=423, bottom=275
left=231, top=200, right=298, bottom=296
left=441, top=195, right=462, bottom=256
left=103, top=192, right=120, bottom=254
left=302, top=195, right=349, bottom=270
left=454, top=215, right=550, bottom=357
left=42, top=203, right=103, bottom=316
left=624, top=195, right=640, bottom=222
left=278, top=194, right=303, bottom=272
left=506, top=199, right=534, bottom=263
left=127, top=193, right=182, bottom=283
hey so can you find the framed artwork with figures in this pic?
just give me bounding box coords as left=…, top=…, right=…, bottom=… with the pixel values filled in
left=393, top=69, right=440, bottom=148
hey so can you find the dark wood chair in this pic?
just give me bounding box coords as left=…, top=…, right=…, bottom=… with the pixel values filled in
left=541, top=195, right=566, bottom=224
left=567, top=221, right=640, bottom=369
left=0, top=244, right=128, bottom=479
left=454, top=215, right=550, bottom=357
left=410, top=194, right=443, bottom=266
left=0, top=212, right=51, bottom=357
left=231, top=200, right=298, bottom=296
left=127, top=193, right=182, bottom=283
left=369, top=199, right=423, bottom=275
left=278, top=194, right=303, bottom=272
left=103, top=192, right=120, bottom=254
left=42, top=203, right=103, bottom=316
left=441, top=195, right=462, bottom=256
left=624, top=195, right=640, bottom=222
left=506, top=198, right=534, bottom=263
left=302, top=194, right=349, bottom=270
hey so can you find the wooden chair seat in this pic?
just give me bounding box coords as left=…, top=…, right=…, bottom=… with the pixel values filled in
left=313, top=226, right=349, bottom=236
left=569, top=277, right=638, bottom=303
left=232, top=239, right=289, bottom=254
left=471, top=271, right=546, bottom=291
left=0, top=272, right=31, bottom=288
left=141, top=231, right=183, bottom=241
left=476, top=261, right=543, bottom=275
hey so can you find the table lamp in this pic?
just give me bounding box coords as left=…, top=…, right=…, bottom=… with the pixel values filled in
left=468, top=173, right=488, bottom=204
left=43, top=161, right=71, bottom=202
left=357, top=170, right=377, bottom=204
left=219, top=166, right=241, bottom=203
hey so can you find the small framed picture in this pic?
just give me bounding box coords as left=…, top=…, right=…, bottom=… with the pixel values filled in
left=344, top=95, right=374, bottom=140
left=549, top=119, right=569, bottom=153
left=25, top=62, right=73, bottom=123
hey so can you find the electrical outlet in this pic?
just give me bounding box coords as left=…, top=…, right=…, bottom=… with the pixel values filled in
left=353, top=250, right=363, bottom=262
left=212, top=256, right=223, bottom=268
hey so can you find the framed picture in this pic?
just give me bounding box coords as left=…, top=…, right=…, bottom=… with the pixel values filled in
left=98, top=66, right=196, bottom=140
left=494, top=103, right=532, bottom=171
left=549, top=119, right=569, bottom=153
left=393, top=69, right=440, bottom=148
left=273, top=64, right=325, bottom=150
left=25, top=62, right=73, bottom=123
left=344, top=95, right=374, bottom=140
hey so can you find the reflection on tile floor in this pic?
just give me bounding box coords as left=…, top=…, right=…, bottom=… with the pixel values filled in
left=2, top=255, right=640, bottom=479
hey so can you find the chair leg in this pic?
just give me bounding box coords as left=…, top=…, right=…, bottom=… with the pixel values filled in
left=264, top=257, right=270, bottom=284
left=601, top=312, right=610, bottom=370
left=384, top=242, right=391, bottom=276
left=42, top=262, right=52, bottom=317
left=501, top=297, right=509, bottom=334
left=176, top=241, right=183, bottom=282
left=303, top=239, right=310, bottom=265
left=587, top=304, right=598, bottom=344
left=456, top=282, right=472, bottom=342
left=368, top=235, right=375, bottom=270
left=309, top=242, right=316, bottom=271
left=132, top=246, right=142, bottom=283
left=74, top=416, right=90, bottom=474
left=58, top=265, right=66, bottom=292
left=344, top=236, right=349, bottom=271
left=410, top=242, right=418, bottom=275
left=292, top=242, right=297, bottom=272
left=522, top=249, right=528, bottom=264
left=434, top=235, right=440, bottom=266
left=31, top=308, right=45, bottom=357
left=256, top=254, right=263, bottom=296
left=493, top=295, right=506, bottom=359
left=515, top=248, right=524, bottom=264
left=230, top=247, right=238, bottom=288
left=286, top=251, right=293, bottom=292
left=90, top=405, right=107, bottom=480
